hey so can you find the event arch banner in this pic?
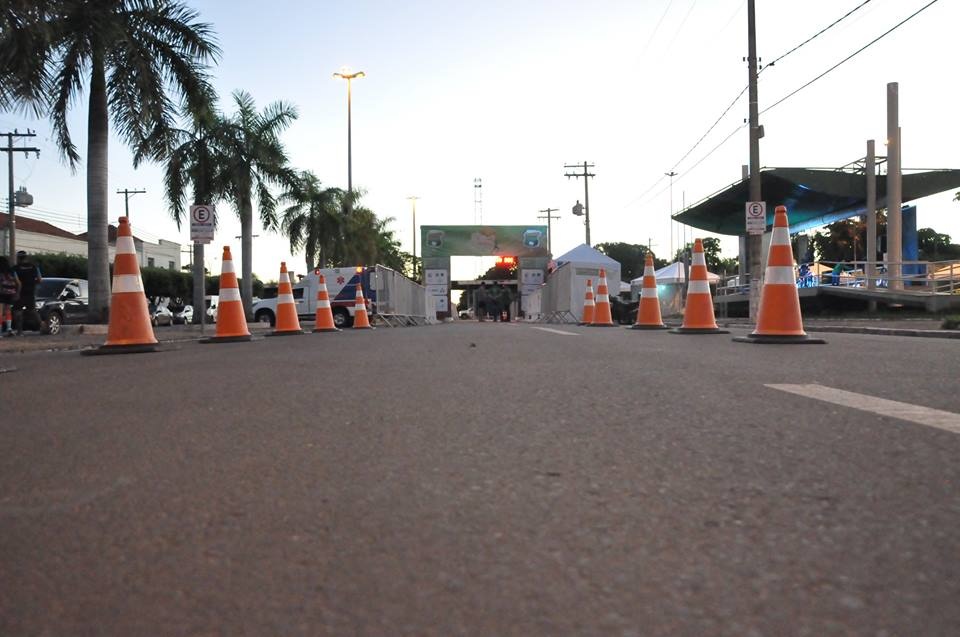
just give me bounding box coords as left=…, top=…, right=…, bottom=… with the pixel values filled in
left=420, top=225, right=549, bottom=258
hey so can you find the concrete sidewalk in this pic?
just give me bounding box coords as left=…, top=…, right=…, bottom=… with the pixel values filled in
left=0, top=322, right=274, bottom=354
left=715, top=317, right=960, bottom=339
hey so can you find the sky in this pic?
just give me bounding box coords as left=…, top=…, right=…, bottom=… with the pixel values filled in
left=3, top=0, right=959, bottom=283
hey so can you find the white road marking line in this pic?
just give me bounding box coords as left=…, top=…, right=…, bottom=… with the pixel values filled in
left=766, top=384, right=960, bottom=435
left=530, top=327, right=580, bottom=337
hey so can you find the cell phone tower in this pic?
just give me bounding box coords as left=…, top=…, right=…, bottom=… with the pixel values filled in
left=473, top=177, right=482, bottom=225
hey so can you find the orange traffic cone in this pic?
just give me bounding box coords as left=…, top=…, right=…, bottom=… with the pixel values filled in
left=85, top=216, right=159, bottom=354
left=631, top=253, right=668, bottom=330
left=352, top=278, right=373, bottom=329
left=200, top=246, right=252, bottom=343
left=670, top=238, right=729, bottom=334
left=590, top=268, right=615, bottom=327
left=579, top=279, right=595, bottom=325
left=313, top=274, right=340, bottom=333
left=267, top=261, right=305, bottom=336
left=734, top=205, right=826, bottom=344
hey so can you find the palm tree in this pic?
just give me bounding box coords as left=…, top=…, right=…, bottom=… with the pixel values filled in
left=0, top=1, right=51, bottom=116
left=0, top=0, right=219, bottom=322
left=330, top=191, right=407, bottom=272
left=280, top=171, right=343, bottom=270
left=163, top=93, right=227, bottom=322
left=219, top=90, right=297, bottom=316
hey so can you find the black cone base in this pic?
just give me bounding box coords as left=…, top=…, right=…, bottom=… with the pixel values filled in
left=669, top=327, right=730, bottom=334
left=589, top=323, right=617, bottom=327
left=313, top=327, right=341, bottom=333
left=733, top=333, right=827, bottom=344
left=82, top=342, right=161, bottom=356
left=199, top=334, right=254, bottom=344
left=265, top=330, right=307, bottom=337
left=629, top=324, right=669, bottom=330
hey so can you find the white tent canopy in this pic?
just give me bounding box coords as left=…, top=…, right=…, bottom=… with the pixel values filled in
left=548, top=244, right=623, bottom=321
left=630, top=261, right=721, bottom=285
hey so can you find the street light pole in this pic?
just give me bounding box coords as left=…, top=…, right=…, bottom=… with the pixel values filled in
left=408, top=196, right=419, bottom=280
left=333, top=68, right=366, bottom=196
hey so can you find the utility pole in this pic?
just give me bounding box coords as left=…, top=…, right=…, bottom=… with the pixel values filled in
left=3, top=130, right=40, bottom=257
left=746, top=0, right=763, bottom=320
left=116, top=188, right=146, bottom=222
left=564, top=162, right=595, bottom=245
left=537, top=208, right=559, bottom=253
left=408, top=196, right=419, bottom=279
left=665, top=171, right=677, bottom=259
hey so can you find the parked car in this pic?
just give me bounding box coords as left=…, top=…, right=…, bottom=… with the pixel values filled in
left=22, top=277, right=89, bottom=335
left=151, top=305, right=174, bottom=326
left=173, top=305, right=193, bottom=324
left=205, top=295, right=218, bottom=323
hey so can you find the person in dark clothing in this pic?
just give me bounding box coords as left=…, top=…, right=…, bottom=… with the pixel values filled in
left=12, top=250, right=42, bottom=335
left=488, top=283, right=502, bottom=322
left=0, top=256, right=20, bottom=335
left=476, top=282, right=489, bottom=321
left=498, top=285, right=513, bottom=322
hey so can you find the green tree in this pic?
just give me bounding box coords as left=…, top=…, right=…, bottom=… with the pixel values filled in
left=595, top=242, right=667, bottom=281
left=280, top=171, right=343, bottom=270
left=1, top=0, right=219, bottom=321
left=918, top=228, right=960, bottom=261
left=218, top=90, right=298, bottom=316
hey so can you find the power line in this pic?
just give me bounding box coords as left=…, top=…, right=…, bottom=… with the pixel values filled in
left=638, top=0, right=675, bottom=61
left=627, top=0, right=925, bottom=212
left=667, top=0, right=875, bottom=175
left=761, top=0, right=941, bottom=116
left=663, top=0, right=699, bottom=54
left=763, top=0, right=874, bottom=70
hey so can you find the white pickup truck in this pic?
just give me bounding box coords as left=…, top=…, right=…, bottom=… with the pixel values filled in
left=251, top=266, right=373, bottom=328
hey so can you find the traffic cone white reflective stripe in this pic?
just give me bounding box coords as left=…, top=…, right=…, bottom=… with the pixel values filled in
left=90, top=216, right=158, bottom=353
left=734, top=205, right=825, bottom=344
left=270, top=262, right=304, bottom=335
left=632, top=253, right=667, bottom=329
left=591, top=268, right=615, bottom=326
left=670, top=238, right=728, bottom=334
left=580, top=279, right=595, bottom=325
left=313, top=274, right=339, bottom=332
left=352, top=278, right=372, bottom=329
left=200, top=246, right=252, bottom=343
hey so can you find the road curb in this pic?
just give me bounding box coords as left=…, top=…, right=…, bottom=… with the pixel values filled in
left=719, top=322, right=960, bottom=339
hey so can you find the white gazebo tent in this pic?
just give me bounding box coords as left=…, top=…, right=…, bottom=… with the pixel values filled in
left=630, top=262, right=720, bottom=316
left=551, top=244, right=622, bottom=322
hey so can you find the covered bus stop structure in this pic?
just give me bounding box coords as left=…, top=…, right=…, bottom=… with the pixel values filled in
left=672, top=166, right=960, bottom=315
left=674, top=167, right=960, bottom=236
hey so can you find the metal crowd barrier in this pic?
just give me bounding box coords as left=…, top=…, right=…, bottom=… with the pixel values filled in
left=370, top=265, right=428, bottom=327
left=536, top=262, right=578, bottom=324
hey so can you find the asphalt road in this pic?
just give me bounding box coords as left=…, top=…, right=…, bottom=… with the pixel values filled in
left=1, top=323, right=958, bottom=636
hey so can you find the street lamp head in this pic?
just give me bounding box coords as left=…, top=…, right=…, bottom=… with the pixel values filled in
left=334, top=68, right=366, bottom=80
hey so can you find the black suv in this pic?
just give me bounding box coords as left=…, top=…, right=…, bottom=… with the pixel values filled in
left=23, top=278, right=89, bottom=335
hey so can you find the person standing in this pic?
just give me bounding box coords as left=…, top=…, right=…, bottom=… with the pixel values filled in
left=498, top=284, right=513, bottom=322
left=476, top=282, right=489, bottom=321
left=488, top=282, right=502, bottom=322
left=0, top=256, right=20, bottom=336
left=12, top=250, right=42, bottom=335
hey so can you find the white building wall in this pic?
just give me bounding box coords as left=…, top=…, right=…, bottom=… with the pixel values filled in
left=0, top=228, right=89, bottom=258
left=142, top=238, right=181, bottom=270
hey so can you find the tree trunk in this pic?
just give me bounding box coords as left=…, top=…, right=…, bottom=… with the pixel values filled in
left=240, top=194, right=253, bottom=318
left=86, top=52, right=110, bottom=323
left=305, top=233, right=316, bottom=271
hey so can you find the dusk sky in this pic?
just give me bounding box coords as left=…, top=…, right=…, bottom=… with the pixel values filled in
left=3, top=0, right=957, bottom=281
